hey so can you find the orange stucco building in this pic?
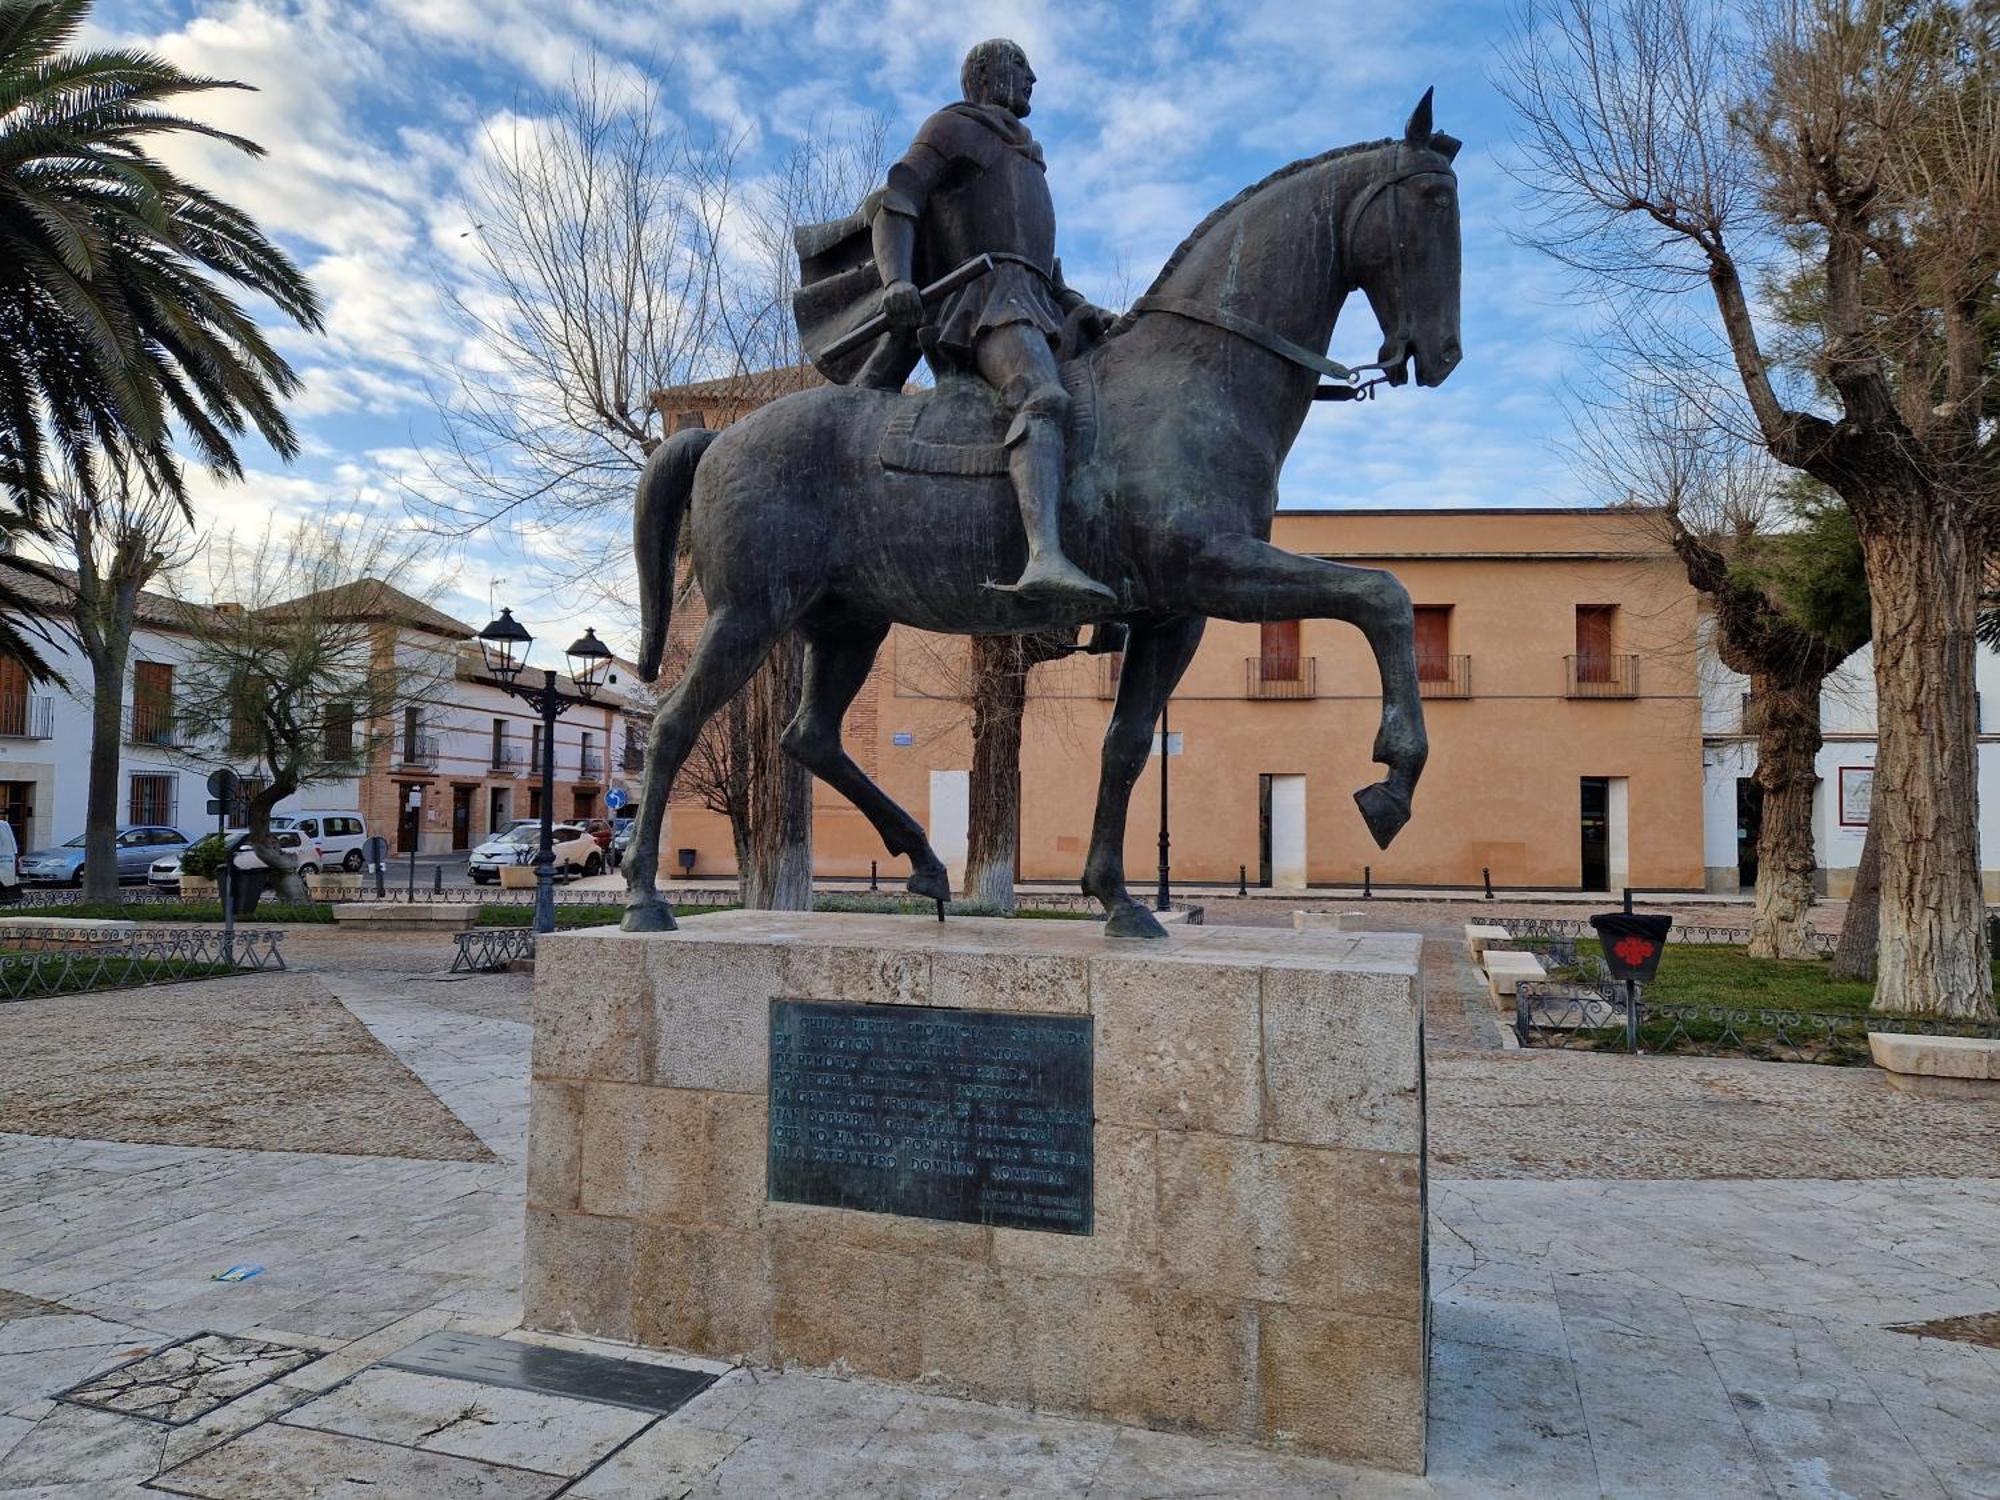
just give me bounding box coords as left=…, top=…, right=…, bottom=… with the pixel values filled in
left=658, top=504, right=1707, bottom=893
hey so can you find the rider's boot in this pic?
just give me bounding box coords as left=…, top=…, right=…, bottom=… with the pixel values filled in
left=991, top=413, right=1116, bottom=606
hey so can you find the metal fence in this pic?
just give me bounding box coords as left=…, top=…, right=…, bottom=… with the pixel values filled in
left=1494, top=913, right=1839, bottom=956
left=451, top=927, right=537, bottom=973
left=0, top=926, right=286, bottom=1002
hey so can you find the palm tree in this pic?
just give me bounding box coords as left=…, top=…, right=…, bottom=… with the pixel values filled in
left=0, top=0, right=321, bottom=671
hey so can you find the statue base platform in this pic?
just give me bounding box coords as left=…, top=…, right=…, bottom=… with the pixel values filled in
left=524, top=911, right=1427, bottom=1473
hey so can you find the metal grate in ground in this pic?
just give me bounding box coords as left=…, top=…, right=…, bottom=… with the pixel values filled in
left=382, top=1331, right=717, bottom=1416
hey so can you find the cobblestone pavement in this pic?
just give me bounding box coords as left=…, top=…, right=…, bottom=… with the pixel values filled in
left=0, top=923, right=1995, bottom=1496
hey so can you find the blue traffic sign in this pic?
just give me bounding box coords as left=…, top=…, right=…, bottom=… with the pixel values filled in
left=605, top=788, right=628, bottom=811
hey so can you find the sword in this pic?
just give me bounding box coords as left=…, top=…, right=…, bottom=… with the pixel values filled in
left=819, top=255, right=995, bottom=364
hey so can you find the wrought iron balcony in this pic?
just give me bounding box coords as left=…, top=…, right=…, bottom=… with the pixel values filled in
left=126, top=703, right=189, bottom=747
left=577, top=750, right=605, bottom=782
left=1565, top=654, right=1639, bottom=699
left=1246, top=656, right=1316, bottom=700
left=0, top=695, right=53, bottom=739
left=622, top=743, right=645, bottom=773
left=491, top=742, right=523, bottom=773
left=1417, top=654, right=1472, bottom=699
left=395, top=733, right=441, bottom=768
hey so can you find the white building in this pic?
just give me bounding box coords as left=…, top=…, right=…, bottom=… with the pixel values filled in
left=1699, top=626, right=2000, bottom=898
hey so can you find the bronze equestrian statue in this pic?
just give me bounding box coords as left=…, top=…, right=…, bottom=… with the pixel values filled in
left=626, top=55, right=1463, bottom=939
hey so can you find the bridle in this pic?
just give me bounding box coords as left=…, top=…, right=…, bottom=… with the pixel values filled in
left=1128, top=150, right=1454, bottom=404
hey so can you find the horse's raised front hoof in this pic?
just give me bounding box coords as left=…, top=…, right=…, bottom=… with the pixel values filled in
left=1103, top=903, right=1169, bottom=940
left=621, top=897, right=679, bottom=933
left=907, top=863, right=952, bottom=906
left=1354, top=782, right=1411, bottom=850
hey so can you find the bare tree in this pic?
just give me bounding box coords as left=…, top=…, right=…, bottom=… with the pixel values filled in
left=45, top=471, right=198, bottom=904
left=172, top=523, right=449, bottom=903
left=1503, top=0, right=2000, bottom=1017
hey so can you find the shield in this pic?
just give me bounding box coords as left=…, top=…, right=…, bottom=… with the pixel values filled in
left=793, top=206, right=922, bottom=390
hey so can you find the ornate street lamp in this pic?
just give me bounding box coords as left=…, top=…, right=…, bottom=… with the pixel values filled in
left=477, top=608, right=610, bottom=934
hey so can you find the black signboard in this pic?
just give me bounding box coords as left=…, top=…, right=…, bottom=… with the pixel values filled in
left=767, top=999, right=1093, bottom=1235
left=1590, top=912, right=1674, bottom=981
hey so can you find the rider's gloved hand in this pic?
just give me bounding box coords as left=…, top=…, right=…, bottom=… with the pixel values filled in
left=883, top=280, right=924, bottom=332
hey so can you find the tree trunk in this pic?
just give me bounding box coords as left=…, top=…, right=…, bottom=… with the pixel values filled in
left=1857, top=511, right=1991, bottom=1017
left=964, top=635, right=1027, bottom=913
left=1746, top=673, right=1824, bottom=960
left=246, top=773, right=306, bottom=904
left=81, top=635, right=130, bottom=906
left=1831, top=814, right=1882, bottom=981
left=741, top=632, right=812, bottom=910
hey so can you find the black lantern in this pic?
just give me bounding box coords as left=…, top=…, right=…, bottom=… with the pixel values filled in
left=477, top=607, right=532, bottom=683
left=565, top=627, right=613, bottom=701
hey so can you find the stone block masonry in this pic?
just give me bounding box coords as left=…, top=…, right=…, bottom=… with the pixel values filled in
left=525, top=912, right=1428, bottom=1474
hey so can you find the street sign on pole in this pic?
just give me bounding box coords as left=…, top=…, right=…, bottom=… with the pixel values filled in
left=605, top=788, right=628, bottom=812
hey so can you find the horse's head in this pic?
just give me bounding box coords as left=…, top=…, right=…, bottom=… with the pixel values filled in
left=1347, top=90, right=1462, bottom=388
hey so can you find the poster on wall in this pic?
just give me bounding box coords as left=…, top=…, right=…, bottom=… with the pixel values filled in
left=1838, top=765, right=1874, bottom=828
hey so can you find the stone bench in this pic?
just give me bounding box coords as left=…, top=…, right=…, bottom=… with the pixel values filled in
left=1869, top=1032, right=2000, bottom=1094
left=1464, top=923, right=1512, bottom=961
left=1294, top=911, right=1365, bottom=932
left=1482, top=949, right=1547, bottom=1005
left=0, top=915, right=136, bottom=951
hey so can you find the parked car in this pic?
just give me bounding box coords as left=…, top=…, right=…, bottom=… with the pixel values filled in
left=466, top=822, right=602, bottom=884
left=270, top=811, right=369, bottom=872
left=578, top=817, right=614, bottom=852
left=0, top=821, right=19, bottom=901
left=148, top=829, right=322, bottom=892
left=610, top=817, right=632, bottom=869
left=20, top=825, right=189, bottom=886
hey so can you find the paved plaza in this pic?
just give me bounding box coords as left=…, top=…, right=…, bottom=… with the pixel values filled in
left=0, top=918, right=1995, bottom=1497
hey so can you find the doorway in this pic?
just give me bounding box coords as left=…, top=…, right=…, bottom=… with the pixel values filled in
left=1736, top=778, right=1763, bottom=890
left=0, top=780, right=32, bottom=851
left=1258, top=773, right=1307, bottom=889
left=451, top=786, right=473, bottom=850
left=1580, top=777, right=1610, bottom=889
left=396, top=784, right=422, bottom=853
left=488, top=787, right=510, bottom=837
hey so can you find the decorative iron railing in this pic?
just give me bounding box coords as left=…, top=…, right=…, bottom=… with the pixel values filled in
left=1565, top=654, right=1639, bottom=698
left=1493, top=913, right=1838, bottom=955
left=452, top=927, right=536, bottom=972
left=0, top=695, right=53, bottom=739
left=395, top=733, right=440, bottom=769
left=490, top=743, right=523, bottom=773
left=126, top=703, right=189, bottom=747
left=578, top=751, right=604, bottom=781
left=1245, top=657, right=1317, bottom=700
left=0, top=925, right=285, bottom=1002
left=1417, top=655, right=1471, bottom=699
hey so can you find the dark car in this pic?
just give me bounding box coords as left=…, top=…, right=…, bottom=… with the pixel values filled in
left=579, top=817, right=615, bottom=852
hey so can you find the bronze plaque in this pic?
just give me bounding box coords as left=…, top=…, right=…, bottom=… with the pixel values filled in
left=767, top=999, right=1093, bottom=1234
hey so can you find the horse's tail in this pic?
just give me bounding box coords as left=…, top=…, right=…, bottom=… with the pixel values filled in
left=635, top=427, right=720, bottom=683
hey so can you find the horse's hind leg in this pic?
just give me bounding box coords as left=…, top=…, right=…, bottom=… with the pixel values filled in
left=1083, top=614, right=1207, bottom=938
left=624, top=606, right=784, bottom=932
left=1190, top=535, right=1427, bottom=848
left=781, top=624, right=952, bottom=905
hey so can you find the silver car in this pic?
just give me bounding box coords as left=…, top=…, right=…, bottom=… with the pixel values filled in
left=19, top=825, right=189, bottom=885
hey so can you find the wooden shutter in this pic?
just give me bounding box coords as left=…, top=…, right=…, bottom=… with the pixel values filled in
left=1414, top=607, right=1450, bottom=681
left=1259, top=620, right=1301, bottom=682
left=1576, top=606, right=1615, bottom=682
left=0, top=656, right=27, bottom=737
left=133, top=661, right=173, bottom=742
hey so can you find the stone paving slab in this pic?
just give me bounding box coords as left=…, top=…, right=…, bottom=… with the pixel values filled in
left=149, top=1421, right=566, bottom=1498
left=56, top=1331, right=316, bottom=1424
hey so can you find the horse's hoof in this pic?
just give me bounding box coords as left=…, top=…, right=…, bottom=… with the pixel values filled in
left=621, top=898, right=679, bottom=933
left=907, top=865, right=952, bottom=906
left=1104, top=903, right=1169, bottom=940
left=1354, top=782, right=1411, bottom=850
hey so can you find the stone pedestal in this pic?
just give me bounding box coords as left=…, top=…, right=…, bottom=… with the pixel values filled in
left=525, top=913, right=1427, bottom=1474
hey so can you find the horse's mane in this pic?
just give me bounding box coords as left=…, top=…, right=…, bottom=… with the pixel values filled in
left=1110, top=136, right=1397, bottom=335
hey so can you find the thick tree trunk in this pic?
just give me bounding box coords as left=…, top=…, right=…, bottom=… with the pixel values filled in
left=246, top=773, right=306, bottom=905
left=1857, top=512, right=1991, bottom=1017
left=81, top=637, right=130, bottom=906
left=741, top=632, right=812, bottom=910
left=1747, top=673, right=1824, bottom=960
left=1831, top=815, right=1882, bottom=981
left=964, top=635, right=1027, bottom=913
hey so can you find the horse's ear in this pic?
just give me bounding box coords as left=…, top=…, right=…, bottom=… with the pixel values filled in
left=1404, top=87, right=1434, bottom=144
left=1432, top=131, right=1462, bottom=163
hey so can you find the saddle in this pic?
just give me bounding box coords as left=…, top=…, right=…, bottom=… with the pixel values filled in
left=879, top=358, right=1100, bottom=479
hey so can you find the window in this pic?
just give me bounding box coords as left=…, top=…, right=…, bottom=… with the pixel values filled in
left=1575, top=605, right=1616, bottom=682
left=324, top=702, right=354, bottom=761
left=491, top=718, right=507, bottom=768
left=402, top=705, right=420, bottom=761
left=0, top=656, right=28, bottom=737
left=623, top=721, right=645, bottom=771
left=128, top=774, right=175, bottom=825
left=529, top=723, right=544, bottom=773
left=1259, top=620, right=1301, bottom=681
left=226, top=776, right=266, bottom=830
left=327, top=817, right=361, bottom=838
left=132, top=661, right=174, bottom=744
left=1414, top=607, right=1451, bottom=681
left=528, top=785, right=544, bottom=819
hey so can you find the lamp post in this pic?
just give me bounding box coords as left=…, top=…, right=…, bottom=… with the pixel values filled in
left=475, top=608, right=613, bottom=935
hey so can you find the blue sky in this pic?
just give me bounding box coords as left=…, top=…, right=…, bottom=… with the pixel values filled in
left=86, top=0, right=1593, bottom=659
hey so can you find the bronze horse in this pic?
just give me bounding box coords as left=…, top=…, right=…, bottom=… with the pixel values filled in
left=625, top=94, right=1462, bottom=938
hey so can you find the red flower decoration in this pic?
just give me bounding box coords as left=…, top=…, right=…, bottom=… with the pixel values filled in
left=1612, top=935, right=1657, bottom=968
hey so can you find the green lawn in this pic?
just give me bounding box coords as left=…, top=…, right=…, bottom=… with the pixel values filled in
left=0, top=955, right=239, bottom=998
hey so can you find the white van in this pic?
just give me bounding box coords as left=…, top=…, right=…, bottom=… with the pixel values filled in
left=270, top=812, right=369, bottom=872
left=0, top=821, right=18, bottom=900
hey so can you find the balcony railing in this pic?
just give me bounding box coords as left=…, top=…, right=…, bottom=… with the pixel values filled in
left=1417, top=655, right=1472, bottom=699
left=1566, top=654, right=1639, bottom=699
left=126, top=703, right=190, bottom=747
left=395, top=733, right=440, bottom=769
left=577, top=750, right=604, bottom=782
left=1246, top=656, right=1317, bottom=700
left=622, top=743, right=645, bottom=773
left=491, top=742, right=523, bottom=774
left=0, top=695, right=53, bottom=739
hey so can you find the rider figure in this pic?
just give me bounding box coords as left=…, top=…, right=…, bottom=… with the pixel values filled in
left=873, top=38, right=1116, bottom=607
